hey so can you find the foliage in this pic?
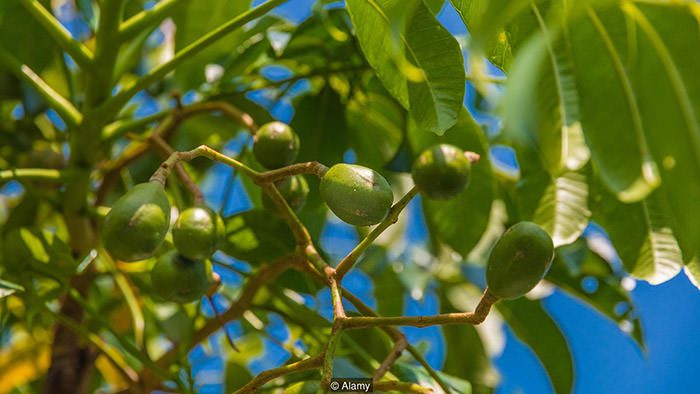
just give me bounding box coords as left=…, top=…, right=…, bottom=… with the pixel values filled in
left=1, top=0, right=699, bottom=393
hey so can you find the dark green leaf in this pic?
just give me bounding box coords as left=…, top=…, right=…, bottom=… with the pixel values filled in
left=221, top=209, right=295, bottom=264
left=347, top=0, right=465, bottom=134
left=498, top=298, right=573, bottom=394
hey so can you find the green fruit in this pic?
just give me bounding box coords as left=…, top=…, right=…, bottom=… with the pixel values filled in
left=253, top=121, right=300, bottom=169
left=102, top=182, right=170, bottom=262
left=486, top=222, right=555, bottom=299
left=412, top=144, right=471, bottom=200
left=320, top=163, right=393, bottom=226
left=172, top=207, right=224, bottom=260
left=263, top=175, right=309, bottom=212
left=150, top=250, right=212, bottom=303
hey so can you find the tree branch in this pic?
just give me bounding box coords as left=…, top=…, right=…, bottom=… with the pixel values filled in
left=233, top=354, right=323, bottom=394
left=137, top=254, right=299, bottom=392
left=0, top=47, right=82, bottom=127
left=99, top=0, right=290, bottom=118
left=340, top=289, right=498, bottom=329
left=0, top=168, right=70, bottom=182
left=118, top=0, right=180, bottom=42
left=335, top=187, right=419, bottom=278
left=20, top=0, right=94, bottom=68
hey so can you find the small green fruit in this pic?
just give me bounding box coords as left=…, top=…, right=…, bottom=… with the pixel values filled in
left=102, top=182, right=170, bottom=262
left=263, top=175, right=309, bottom=212
left=150, top=250, right=212, bottom=303
left=253, top=121, right=300, bottom=169
left=172, top=207, right=224, bottom=260
left=320, top=163, right=393, bottom=226
left=486, top=222, right=555, bottom=299
left=412, top=144, right=471, bottom=200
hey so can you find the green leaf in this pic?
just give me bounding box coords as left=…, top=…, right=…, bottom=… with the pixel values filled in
left=441, top=286, right=498, bottom=393
left=0, top=278, right=24, bottom=298
left=536, top=171, right=590, bottom=247
left=684, top=258, right=700, bottom=291
left=591, top=177, right=682, bottom=284
left=497, top=298, right=573, bottom=394
left=347, top=0, right=465, bottom=134
left=292, top=85, right=350, bottom=165
left=500, top=1, right=700, bottom=259
left=346, top=88, right=404, bottom=169
left=220, top=209, right=295, bottom=264
left=225, top=360, right=254, bottom=393
left=409, top=108, right=494, bottom=256
left=619, top=2, right=700, bottom=262
left=172, top=0, right=252, bottom=90
left=393, top=361, right=473, bottom=394
left=547, top=239, right=644, bottom=347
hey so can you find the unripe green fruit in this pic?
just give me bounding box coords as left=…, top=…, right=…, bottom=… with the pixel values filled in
left=150, top=250, right=212, bottom=303
left=486, top=221, right=554, bottom=299
left=412, top=144, right=471, bottom=200
left=172, top=207, right=224, bottom=260
left=263, top=175, right=309, bottom=212
left=253, top=121, right=300, bottom=169
left=320, top=163, right=393, bottom=226
left=102, top=182, right=170, bottom=262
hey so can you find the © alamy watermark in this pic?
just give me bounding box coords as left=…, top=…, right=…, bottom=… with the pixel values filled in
left=328, top=378, right=374, bottom=392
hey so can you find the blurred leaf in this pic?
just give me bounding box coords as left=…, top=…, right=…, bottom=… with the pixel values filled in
left=547, top=239, right=644, bottom=347
left=496, top=1, right=700, bottom=258
left=172, top=0, right=252, bottom=89
left=0, top=278, right=24, bottom=298
left=441, top=325, right=494, bottom=394
left=225, top=360, right=254, bottom=393
left=392, top=361, right=472, bottom=394
left=291, top=85, right=349, bottom=165
left=284, top=380, right=321, bottom=394
left=591, top=177, right=682, bottom=284
left=497, top=298, right=573, bottom=394
left=221, top=209, right=295, bottom=264
left=536, top=172, right=590, bottom=247
left=409, top=108, right=494, bottom=256
left=346, top=88, right=404, bottom=170
left=159, top=307, right=194, bottom=344
left=500, top=4, right=590, bottom=175
left=347, top=0, right=465, bottom=134
left=684, top=258, right=700, bottom=291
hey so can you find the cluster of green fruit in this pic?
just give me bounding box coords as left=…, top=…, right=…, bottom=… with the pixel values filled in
left=102, top=182, right=223, bottom=303
left=100, top=120, right=554, bottom=306
left=253, top=123, right=555, bottom=298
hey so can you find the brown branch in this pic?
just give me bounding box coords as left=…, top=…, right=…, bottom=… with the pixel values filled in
left=232, top=354, right=323, bottom=394
left=149, top=134, right=204, bottom=204
left=136, top=254, right=299, bottom=392
left=335, top=187, right=419, bottom=279
left=256, top=161, right=328, bottom=183
left=96, top=100, right=258, bottom=204
left=340, top=289, right=498, bottom=329
left=373, top=335, right=407, bottom=381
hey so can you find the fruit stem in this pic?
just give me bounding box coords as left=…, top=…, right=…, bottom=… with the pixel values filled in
left=339, top=288, right=498, bottom=329
left=150, top=134, right=205, bottom=204
left=257, top=161, right=329, bottom=183
left=335, top=186, right=420, bottom=279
